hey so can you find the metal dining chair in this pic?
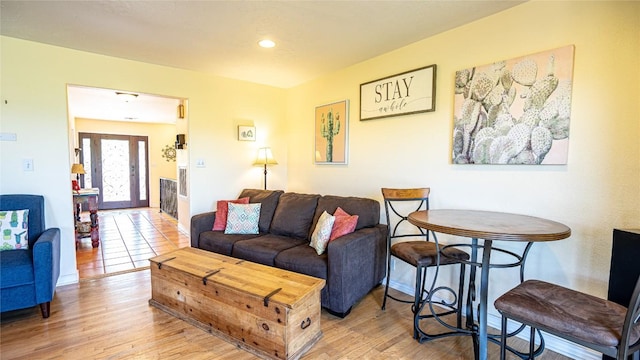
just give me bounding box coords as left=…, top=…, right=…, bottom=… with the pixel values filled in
left=495, top=275, right=640, bottom=359
left=380, top=187, right=469, bottom=340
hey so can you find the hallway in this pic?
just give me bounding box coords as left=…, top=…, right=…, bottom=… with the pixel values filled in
left=75, top=208, right=190, bottom=279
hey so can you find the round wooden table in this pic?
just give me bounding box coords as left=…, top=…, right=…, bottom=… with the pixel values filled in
left=408, top=209, right=571, bottom=360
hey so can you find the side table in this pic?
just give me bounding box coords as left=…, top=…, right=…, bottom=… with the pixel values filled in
left=73, top=188, right=100, bottom=249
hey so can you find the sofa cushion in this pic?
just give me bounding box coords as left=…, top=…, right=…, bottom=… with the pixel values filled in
left=275, top=243, right=328, bottom=280
left=312, top=195, right=380, bottom=235
left=0, top=249, right=34, bottom=287
left=212, top=197, right=249, bottom=230
left=309, top=211, right=335, bottom=255
left=238, top=189, right=284, bottom=233
left=198, top=231, right=263, bottom=256
left=232, top=234, right=307, bottom=266
left=224, top=203, right=261, bottom=234
left=0, top=209, right=29, bottom=251
left=270, top=193, right=320, bottom=240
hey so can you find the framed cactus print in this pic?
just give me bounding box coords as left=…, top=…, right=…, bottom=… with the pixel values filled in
left=315, top=100, right=348, bottom=164
left=452, top=45, right=574, bottom=165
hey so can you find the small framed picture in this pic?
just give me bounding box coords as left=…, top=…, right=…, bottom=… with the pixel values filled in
left=238, top=126, right=256, bottom=141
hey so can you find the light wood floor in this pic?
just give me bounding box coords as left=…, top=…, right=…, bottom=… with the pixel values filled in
left=2, top=207, right=572, bottom=359
left=1, top=272, right=572, bottom=359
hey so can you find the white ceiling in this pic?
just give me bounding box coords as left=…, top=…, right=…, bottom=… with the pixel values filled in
left=1, top=0, right=525, bottom=122
left=67, top=85, right=182, bottom=124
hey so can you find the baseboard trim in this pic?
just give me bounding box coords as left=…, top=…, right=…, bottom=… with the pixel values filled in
left=57, top=271, right=79, bottom=286
left=178, top=222, right=189, bottom=235
left=387, top=279, right=600, bottom=360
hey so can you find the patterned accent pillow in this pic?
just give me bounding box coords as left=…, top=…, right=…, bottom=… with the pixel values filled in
left=329, top=207, right=359, bottom=241
left=212, top=197, right=250, bottom=230
left=309, top=211, right=336, bottom=255
left=0, top=209, right=29, bottom=251
left=224, top=203, right=261, bottom=235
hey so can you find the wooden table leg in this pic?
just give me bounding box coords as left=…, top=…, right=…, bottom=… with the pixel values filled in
left=75, top=225, right=80, bottom=250
left=75, top=202, right=81, bottom=222
left=87, top=195, right=100, bottom=248
left=89, top=209, right=99, bottom=248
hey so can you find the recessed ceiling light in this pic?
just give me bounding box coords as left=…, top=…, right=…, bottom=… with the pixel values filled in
left=258, top=39, right=276, bottom=48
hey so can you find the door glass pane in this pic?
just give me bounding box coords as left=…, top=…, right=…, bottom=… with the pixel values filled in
left=81, top=138, right=92, bottom=188
left=138, top=140, right=147, bottom=201
left=101, top=139, right=130, bottom=202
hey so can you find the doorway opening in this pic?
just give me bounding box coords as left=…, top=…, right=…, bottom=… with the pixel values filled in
left=67, top=84, right=189, bottom=278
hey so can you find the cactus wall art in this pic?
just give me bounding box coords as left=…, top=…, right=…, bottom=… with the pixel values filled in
left=452, top=45, right=574, bottom=165
left=315, top=100, right=348, bottom=164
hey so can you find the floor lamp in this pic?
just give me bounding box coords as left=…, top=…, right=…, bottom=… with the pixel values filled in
left=253, top=147, right=277, bottom=190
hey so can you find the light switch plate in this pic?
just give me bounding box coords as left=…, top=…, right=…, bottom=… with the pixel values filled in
left=23, top=158, right=34, bottom=171
left=0, top=132, right=17, bottom=141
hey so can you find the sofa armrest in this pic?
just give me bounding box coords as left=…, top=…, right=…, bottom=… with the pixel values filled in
left=32, top=228, right=61, bottom=303
left=190, top=211, right=216, bottom=248
left=325, top=224, right=387, bottom=314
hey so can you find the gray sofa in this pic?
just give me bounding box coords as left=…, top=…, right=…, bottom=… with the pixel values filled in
left=190, top=189, right=387, bottom=317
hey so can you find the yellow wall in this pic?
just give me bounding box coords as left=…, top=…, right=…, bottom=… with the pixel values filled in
left=285, top=0, right=640, bottom=308
left=74, top=118, right=178, bottom=208
left=1, top=3, right=638, bottom=348
left=0, top=37, right=286, bottom=284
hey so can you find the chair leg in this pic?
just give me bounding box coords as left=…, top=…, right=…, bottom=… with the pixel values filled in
left=382, top=256, right=392, bottom=310
left=413, top=265, right=424, bottom=339
left=500, top=315, right=507, bottom=360
left=457, top=263, right=466, bottom=328
left=414, top=266, right=425, bottom=314
left=420, top=268, right=427, bottom=305
left=529, top=325, right=536, bottom=359
left=39, top=302, right=50, bottom=318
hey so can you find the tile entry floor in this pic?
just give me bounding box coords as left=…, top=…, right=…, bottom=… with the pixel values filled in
left=75, top=208, right=190, bottom=279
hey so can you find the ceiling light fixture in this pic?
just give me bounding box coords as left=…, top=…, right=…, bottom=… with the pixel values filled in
left=115, top=91, right=139, bottom=102
left=258, top=39, right=276, bottom=48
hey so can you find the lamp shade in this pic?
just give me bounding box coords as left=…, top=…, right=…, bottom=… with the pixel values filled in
left=71, top=163, right=86, bottom=174
left=253, top=147, right=278, bottom=166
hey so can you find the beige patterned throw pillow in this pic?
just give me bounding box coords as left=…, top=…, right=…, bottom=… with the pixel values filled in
left=309, top=211, right=336, bottom=255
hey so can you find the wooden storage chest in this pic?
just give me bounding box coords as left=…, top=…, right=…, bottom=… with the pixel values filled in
left=149, top=247, right=325, bottom=360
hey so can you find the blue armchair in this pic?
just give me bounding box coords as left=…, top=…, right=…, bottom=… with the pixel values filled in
left=0, top=195, right=60, bottom=318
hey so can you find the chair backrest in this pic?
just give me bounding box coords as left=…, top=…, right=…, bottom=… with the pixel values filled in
left=381, top=188, right=430, bottom=242
left=620, top=274, right=640, bottom=358
left=0, top=194, right=45, bottom=248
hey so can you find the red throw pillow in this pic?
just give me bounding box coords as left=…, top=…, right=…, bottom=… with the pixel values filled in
left=212, top=197, right=250, bottom=230
left=329, top=207, right=359, bottom=241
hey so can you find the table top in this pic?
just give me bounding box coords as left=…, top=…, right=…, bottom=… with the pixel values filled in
left=73, top=188, right=99, bottom=197
left=408, top=209, right=571, bottom=242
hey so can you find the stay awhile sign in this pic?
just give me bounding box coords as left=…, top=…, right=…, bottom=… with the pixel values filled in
left=359, top=64, right=436, bottom=121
